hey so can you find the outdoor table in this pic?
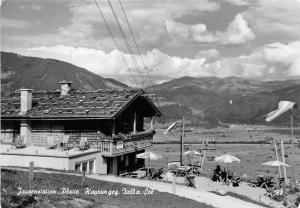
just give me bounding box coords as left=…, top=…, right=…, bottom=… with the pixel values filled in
left=131, top=170, right=147, bottom=178
left=176, top=166, right=191, bottom=177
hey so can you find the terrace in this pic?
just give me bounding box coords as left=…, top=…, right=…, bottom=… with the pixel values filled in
left=98, top=130, right=155, bottom=157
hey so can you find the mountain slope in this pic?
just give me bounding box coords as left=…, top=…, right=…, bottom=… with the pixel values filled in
left=152, top=76, right=300, bottom=125
left=1, top=51, right=128, bottom=95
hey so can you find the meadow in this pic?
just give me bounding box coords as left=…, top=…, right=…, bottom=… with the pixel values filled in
left=149, top=127, right=300, bottom=181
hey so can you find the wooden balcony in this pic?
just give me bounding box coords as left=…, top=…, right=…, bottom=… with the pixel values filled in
left=99, top=130, right=155, bottom=157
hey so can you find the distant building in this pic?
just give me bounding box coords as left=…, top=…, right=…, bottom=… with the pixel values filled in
left=1, top=81, right=161, bottom=175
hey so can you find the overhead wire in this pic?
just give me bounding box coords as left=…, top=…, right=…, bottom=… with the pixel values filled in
left=117, top=0, right=162, bottom=102
left=93, top=0, right=140, bottom=87
left=107, top=0, right=149, bottom=89
left=117, top=0, right=178, bottom=137
left=94, top=0, right=178, bottom=139
left=117, top=0, right=153, bottom=88
left=116, top=0, right=181, bottom=139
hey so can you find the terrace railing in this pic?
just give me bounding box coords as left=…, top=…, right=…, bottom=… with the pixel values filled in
left=98, top=130, right=155, bottom=156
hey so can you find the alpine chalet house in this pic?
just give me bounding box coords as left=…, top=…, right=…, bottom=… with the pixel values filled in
left=0, top=81, right=161, bottom=175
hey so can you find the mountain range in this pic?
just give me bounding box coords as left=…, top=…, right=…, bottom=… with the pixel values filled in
left=1, top=51, right=299, bottom=126
left=1, top=51, right=128, bottom=96
left=151, top=76, right=300, bottom=125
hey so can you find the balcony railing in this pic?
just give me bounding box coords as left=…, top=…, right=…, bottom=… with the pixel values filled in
left=98, top=130, right=155, bottom=156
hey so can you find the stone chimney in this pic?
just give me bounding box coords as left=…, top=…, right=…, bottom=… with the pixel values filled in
left=20, top=89, right=33, bottom=115
left=60, top=81, right=72, bottom=96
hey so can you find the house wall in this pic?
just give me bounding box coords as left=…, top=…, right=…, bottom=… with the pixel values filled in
left=0, top=152, right=105, bottom=173
left=1, top=130, right=20, bottom=144
left=1, top=120, right=21, bottom=144
left=0, top=154, right=70, bottom=170
left=1, top=119, right=111, bottom=147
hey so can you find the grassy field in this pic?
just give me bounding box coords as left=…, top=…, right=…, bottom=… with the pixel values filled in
left=150, top=127, right=300, bottom=181
left=1, top=169, right=215, bottom=208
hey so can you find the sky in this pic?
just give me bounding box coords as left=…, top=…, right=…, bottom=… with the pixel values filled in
left=1, top=0, right=300, bottom=87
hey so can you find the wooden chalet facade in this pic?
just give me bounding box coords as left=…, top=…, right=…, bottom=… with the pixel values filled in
left=0, top=82, right=161, bottom=175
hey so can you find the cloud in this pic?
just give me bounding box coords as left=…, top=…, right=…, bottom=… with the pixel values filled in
left=220, top=0, right=250, bottom=6
left=14, top=45, right=208, bottom=86
left=243, top=0, right=300, bottom=40
left=165, top=19, right=190, bottom=40
left=13, top=42, right=299, bottom=87
left=217, top=13, right=255, bottom=44
left=260, top=41, right=300, bottom=76
left=205, top=41, right=300, bottom=79
left=1, top=17, right=31, bottom=29
left=195, top=49, right=220, bottom=62
left=165, top=14, right=255, bottom=45
left=19, top=3, right=42, bottom=11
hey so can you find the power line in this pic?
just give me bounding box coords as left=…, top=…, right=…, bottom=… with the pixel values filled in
left=94, top=0, right=176, bottom=140
left=93, top=0, right=140, bottom=87
left=107, top=0, right=149, bottom=88
left=118, top=0, right=155, bottom=88
left=117, top=0, right=168, bottom=126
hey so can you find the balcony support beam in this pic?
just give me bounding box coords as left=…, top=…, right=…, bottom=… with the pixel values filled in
left=112, top=119, right=116, bottom=135
left=133, top=112, right=137, bottom=133
left=150, top=117, right=154, bottom=130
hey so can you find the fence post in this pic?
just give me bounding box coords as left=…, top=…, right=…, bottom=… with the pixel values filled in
left=81, top=171, right=85, bottom=186
left=29, top=161, right=34, bottom=181
left=172, top=174, right=176, bottom=194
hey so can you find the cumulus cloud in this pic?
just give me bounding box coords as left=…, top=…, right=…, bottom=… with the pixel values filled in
left=205, top=41, right=300, bottom=79
left=195, top=49, right=220, bottom=62
left=165, top=14, right=255, bottom=45
left=220, top=0, right=250, bottom=6
left=1, top=17, right=31, bottom=29
left=217, top=14, right=255, bottom=44
left=14, top=42, right=300, bottom=87
left=260, top=42, right=300, bottom=76
left=15, top=45, right=208, bottom=86
left=243, top=0, right=300, bottom=39
left=19, top=3, right=42, bottom=11
left=165, top=19, right=190, bottom=40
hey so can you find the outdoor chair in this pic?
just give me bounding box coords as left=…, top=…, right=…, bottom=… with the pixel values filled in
left=230, top=176, right=241, bottom=187
left=265, top=177, right=285, bottom=201
left=46, top=136, right=58, bottom=149
left=11, top=135, right=26, bottom=149
left=151, top=168, right=164, bottom=180
left=74, top=137, right=90, bottom=151
left=185, top=174, right=196, bottom=188
left=148, top=168, right=155, bottom=179
left=58, top=135, right=71, bottom=151
left=191, top=166, right=201, bottom=176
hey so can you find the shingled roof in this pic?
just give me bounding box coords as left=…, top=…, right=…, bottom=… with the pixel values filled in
left=1, top=89, right=161, bottom=119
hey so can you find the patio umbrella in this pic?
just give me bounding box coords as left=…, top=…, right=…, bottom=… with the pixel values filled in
left=183, top=150, right=201, bottom=167
left=215, top=154, right=240, bottom=181
left=262, top=160, right=290, bottom=167
left=215, top=154, right=241, bottom=163
left=137, top=151, right=163, bottom=160
left=137, top=152, right=163, bottom=175
left=262, top=160, right=290, bottom=188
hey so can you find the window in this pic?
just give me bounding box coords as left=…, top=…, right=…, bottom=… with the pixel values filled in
left=75, top=163, right=81, bottom=172
left=82, top=162, right=87, bottom=172
left=125, top=155, right=129, bottom=167
left=89, top=160, right=94, bottom=173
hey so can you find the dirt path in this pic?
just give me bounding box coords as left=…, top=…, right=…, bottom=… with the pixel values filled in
left=85, top=174, right=268, bottom=208
left=6, top=167, right=282, bottom=208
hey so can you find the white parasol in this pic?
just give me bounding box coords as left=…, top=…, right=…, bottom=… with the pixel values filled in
left=215, top=154, right=240, bottom=164
left=262, top=160, right=290, bottom=167
left=183, top=150, right=201, bottom=167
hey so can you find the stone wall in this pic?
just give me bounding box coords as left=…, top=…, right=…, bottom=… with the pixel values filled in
left=31, top=130, right=107, bottom=148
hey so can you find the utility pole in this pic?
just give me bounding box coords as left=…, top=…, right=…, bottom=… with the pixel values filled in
left=180, top=104, right=185, bottom=165
left=291, top=110, right=294, bottom=145
left=281, top=140, right=287, bottom=184
left=273, top=139, right=282, bottom=177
